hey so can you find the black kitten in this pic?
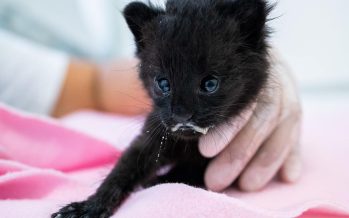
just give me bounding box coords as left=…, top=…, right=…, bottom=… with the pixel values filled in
left=52, top=0, right=272, bottom=217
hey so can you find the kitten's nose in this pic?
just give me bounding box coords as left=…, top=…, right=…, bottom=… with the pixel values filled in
left=172, top=106, right=193, bottom=123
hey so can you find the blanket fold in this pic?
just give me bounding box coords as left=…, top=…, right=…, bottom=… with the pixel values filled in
left=0, top=103, right=348, bottom=218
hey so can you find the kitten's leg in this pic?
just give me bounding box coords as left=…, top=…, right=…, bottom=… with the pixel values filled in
left=52, top=134, right=163, bottom=218
left=155, top=142, right=210, bottom=187
left=144, top=144, right=210, bottom=188
left=149, top=160, right=209, bottom=187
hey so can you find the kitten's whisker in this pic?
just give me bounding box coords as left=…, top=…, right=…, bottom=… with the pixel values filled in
left=136, top=121, right=163, bottom=170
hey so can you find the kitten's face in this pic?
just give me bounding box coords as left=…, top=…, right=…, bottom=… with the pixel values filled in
left=124, top=0, right=271, bottom=139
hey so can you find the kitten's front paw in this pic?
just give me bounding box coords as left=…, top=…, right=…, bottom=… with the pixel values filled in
left=52, top=201, right=112, bottom=218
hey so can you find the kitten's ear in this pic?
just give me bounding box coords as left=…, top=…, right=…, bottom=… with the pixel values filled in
left=123, top=2, right=163, bottom=52
left=216, top=0, right=272, bottom=48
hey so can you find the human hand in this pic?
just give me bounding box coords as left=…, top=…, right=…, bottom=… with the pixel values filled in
left=199, top=53, right=302, bottom=192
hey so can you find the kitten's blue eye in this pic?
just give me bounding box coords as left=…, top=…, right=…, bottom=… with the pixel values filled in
left=201, top=76, right=219, bottom=93
left=157, top=78, right=171, bottom=94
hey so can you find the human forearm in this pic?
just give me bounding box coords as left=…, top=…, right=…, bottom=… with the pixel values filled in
left=51, top=59, right=98, bottom=117
left=52, top=58, right=151, bottom=117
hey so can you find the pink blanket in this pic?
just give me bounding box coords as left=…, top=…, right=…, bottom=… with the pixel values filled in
left=0, top=99, right=348, bottom=218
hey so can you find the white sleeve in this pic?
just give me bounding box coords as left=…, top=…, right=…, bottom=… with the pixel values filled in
left=0, top=30, right=69, bottom=115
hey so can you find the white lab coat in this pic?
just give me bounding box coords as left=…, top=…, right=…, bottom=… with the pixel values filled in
left=0, top=0, right=138, bottom=115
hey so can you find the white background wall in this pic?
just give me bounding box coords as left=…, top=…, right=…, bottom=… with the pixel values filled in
left=269, top=0, right=349, bottom=91
left=1, top=0, right=347, bottom=92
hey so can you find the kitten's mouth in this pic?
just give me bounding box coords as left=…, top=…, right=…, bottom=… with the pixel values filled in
left=171, top=123, right=211, bottom=135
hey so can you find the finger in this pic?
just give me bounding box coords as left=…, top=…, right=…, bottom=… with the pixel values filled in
left=238, top=113, right=301, bottom=192
left=204, top=93, right=281, bottom=192
left=198, top=105, right=255, bottom=158
left=279, top=143, right=302, bottom=183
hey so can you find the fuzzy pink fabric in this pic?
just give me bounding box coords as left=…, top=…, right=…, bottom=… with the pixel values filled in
left=0, top=100, right=348, bottom=218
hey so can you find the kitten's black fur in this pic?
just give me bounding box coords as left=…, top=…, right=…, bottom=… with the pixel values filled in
left=52, top=0, right=272, bottom=217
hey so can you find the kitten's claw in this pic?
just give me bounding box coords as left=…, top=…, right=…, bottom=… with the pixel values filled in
left=51, top=201, right=112, bottom=218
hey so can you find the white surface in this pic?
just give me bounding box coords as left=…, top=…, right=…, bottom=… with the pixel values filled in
left=269, top=0, right=349, bottom=90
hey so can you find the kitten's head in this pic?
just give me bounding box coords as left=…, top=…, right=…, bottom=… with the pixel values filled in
left=124, top=0, right=272, bottom=139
